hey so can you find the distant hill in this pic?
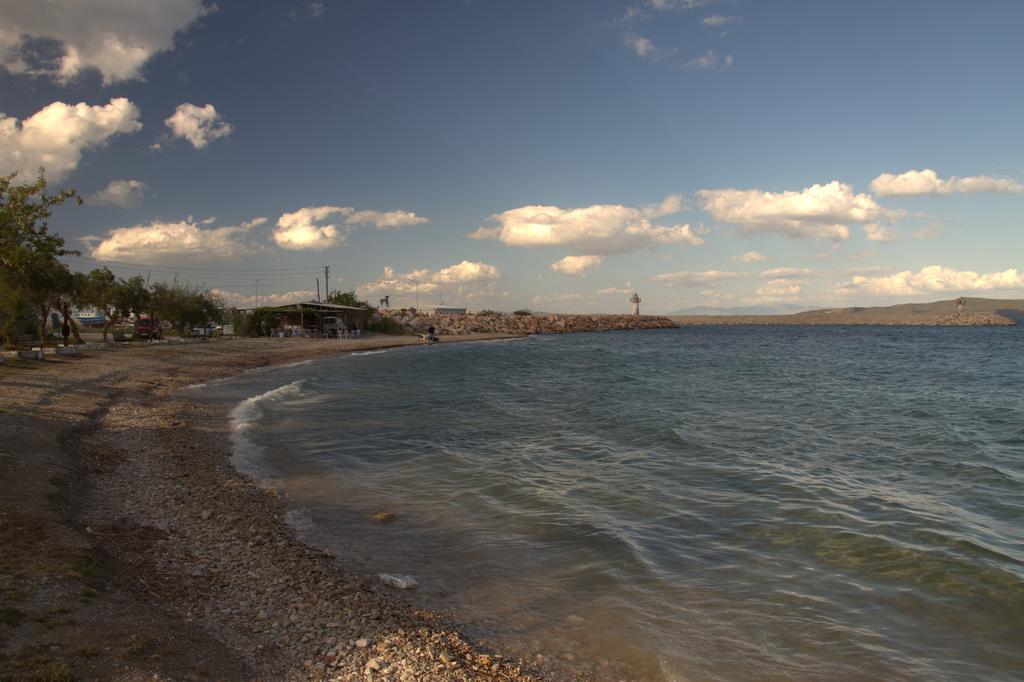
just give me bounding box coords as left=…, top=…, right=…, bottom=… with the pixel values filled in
left=669, top=297, right=1024, bottom=326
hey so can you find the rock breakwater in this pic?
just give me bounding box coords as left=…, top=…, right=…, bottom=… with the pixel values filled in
left=381, top=311, right=678, bottom=336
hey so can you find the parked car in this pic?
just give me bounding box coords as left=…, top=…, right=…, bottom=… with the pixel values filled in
left=134, top=315, right=161, bottom=340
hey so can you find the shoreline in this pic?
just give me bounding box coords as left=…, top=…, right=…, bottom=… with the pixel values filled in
left=1, top=334, right=626, bottom=680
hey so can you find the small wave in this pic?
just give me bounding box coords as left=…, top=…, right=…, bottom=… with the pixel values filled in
left=229, top=379, right=307, bottom=474
left=350, top=349, right=388, bottom=356
left=184, top=382, right=207, bottom=390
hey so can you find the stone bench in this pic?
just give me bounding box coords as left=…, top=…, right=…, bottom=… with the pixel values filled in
left=18, top=349, right=44, bottom=360
left=55, top=346, right=79, bottom=356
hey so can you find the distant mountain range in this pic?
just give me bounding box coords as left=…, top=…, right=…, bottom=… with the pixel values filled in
left=668, top=297, right=1024, bottom=325
left=669, top=303, right=816, bottom=316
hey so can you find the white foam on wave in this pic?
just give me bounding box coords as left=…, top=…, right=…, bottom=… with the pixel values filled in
left=229, top=379, right=307, bottom=475
left=349, top=349, right=388, bottom=356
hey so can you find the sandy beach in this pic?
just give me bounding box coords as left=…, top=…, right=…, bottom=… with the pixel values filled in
left=0, top=335, right=623, bottom=681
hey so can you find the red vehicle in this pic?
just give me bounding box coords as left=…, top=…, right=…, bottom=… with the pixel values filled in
left=134, top=315, right=162, bottom=340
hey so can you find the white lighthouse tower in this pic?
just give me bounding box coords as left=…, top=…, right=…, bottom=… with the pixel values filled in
left=630, top=291, right=641, bottom=317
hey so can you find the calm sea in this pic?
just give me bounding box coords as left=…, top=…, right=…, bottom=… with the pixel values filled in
left=200, top=327, right=1024, bottom=681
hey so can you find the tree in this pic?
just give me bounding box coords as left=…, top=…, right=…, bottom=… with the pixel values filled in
left=85, top=267, right=118, bottom=341
left=152, top=283, right=222, bottom=337
left=112, top=275, right=151, bottom=328
left=326, top=289, right=369, bottom=308
left=53, top=267, right=90, bottom=345
left=0, top=170, right=81, bottom=345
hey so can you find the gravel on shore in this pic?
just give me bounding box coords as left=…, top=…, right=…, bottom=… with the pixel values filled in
left=1, top=335, right=630, bottom=681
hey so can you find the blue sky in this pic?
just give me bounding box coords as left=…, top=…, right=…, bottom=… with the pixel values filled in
left=2, top=0, right=1023, bottom=313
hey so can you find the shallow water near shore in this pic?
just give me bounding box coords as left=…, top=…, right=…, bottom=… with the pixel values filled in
left=202, top=327, right=1024, bottom=681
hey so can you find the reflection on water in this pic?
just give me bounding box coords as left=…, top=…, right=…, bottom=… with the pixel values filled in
left=207, top=327, right=1024, bottom=681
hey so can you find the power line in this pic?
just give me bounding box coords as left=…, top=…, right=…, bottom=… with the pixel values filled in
left=63, top=255, right=322, bottom=275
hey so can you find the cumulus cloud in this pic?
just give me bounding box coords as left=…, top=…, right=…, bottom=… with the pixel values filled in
left=0, top=0, right=210, bottom=84
left=651, top=270, right=747, bottom=286
left=88, top=179, right=146, bottom=208
left=698, top=181, right=886, bottom=240
left=869, top=169, right=1024, bottom=196
left=702, top=15, right=740, bottom=26
left=356, top=261, right=501, bottom=298
left=551, top=255, right=604, bottom=276
left=0, top=98, right=141, bottom=181
left=756, top=279, right=801, bottom=298
left=346, top=209, right=428, bottom=229
left=213, top=289, right=317, bottom=309
left=761, top=267, right=813, bottom=278
left=472, top=195, right=701, bottom=255
left=89, top=216, right=266, bottom=263
left=836, top=265, right=1024, bottom=296
left=733, top=250, right=767, bottom=263
left=273, top=206, right=346, bottom=250
left=164, top=103, right=233, bottom=149
left=273, top=204, right=428, bottom=250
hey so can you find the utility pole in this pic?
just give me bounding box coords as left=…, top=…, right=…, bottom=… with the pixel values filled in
left=316, top=278, right=321, bottom=302
left=323, top=265, right=330, bottom=300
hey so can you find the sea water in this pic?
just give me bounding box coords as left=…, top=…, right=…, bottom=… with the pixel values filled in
left=202, top=327, right=1024, bottom=681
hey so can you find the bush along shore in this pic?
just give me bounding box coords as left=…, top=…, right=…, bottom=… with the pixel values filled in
left=380, top=311, right=679, bottom=336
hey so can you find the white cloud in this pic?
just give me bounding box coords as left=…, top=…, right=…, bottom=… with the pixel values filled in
left=0, top=0, right=210, bottom=84
left=272, top=204, right=428, bottom=250
left=836, top=266, right=893, bottom=277
left=273, top=206, right=347, bottom=250
left=472, top=195, right=701, bottom=255
left=684, top=50, right=732, bottom=70
left=346, top=209, right=428, bottom=229
left=0, top=98, right=141, bottom=181
left=702, top=15, right=740, bottom=26
left=531, top=293, right=585, bottom=306
left=213, top=289, right=317, bottom=309
left=836, top=265, right=1024, bottom=296
left=434, top=260, right=502, bottom=284
left=551, top=255, right=604, bottom=276
left=869, top=169, right=1024, bottom=196
left=761, top=267, right=814, bottom=278
left=88, top=179, right=146, bottom=208
left=164, top=103, right=233, bottom=149
left=698, top=181, right=886, bottom=240
left=89, top=216, right=266, bottom=263
left=356, top=261, right=501, bottom=298
left=596, top=285, right=633, bottom=295
left=647, top=0, right=716, bottom=9
left=651, top=270, right=747, bottom=286
left=733, top=250, right=767, bottom=263
left=863, top=222, right=895, bottom=243
left=757, top=279, right=801, bottom=297
left=625, top=32, right=657, bottom=57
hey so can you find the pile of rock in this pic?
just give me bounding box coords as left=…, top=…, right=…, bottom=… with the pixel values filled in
left=933, top=311, right=1016, bottom=326
left=379, top=311, right=678, bottom=336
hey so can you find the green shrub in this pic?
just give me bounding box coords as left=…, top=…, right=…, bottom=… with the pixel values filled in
left=513, top=309, right=532, bottom=316
left=367, top=316, right=407, bottom=335
left=477, top=309, right=501, bottom=316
